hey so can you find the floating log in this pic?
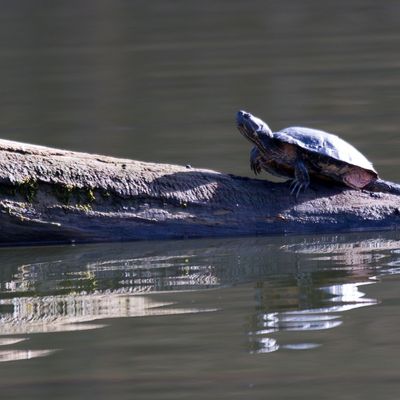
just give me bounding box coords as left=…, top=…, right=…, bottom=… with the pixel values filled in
left=0, top=139, right=399, bottom=245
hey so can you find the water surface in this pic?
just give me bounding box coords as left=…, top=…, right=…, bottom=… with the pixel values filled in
left=0, top=233, right=400, bottom=399
left=0, top=1, right=400, bottom=179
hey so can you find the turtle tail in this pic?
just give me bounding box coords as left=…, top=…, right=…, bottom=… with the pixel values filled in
left=365, top=179, right=400, bottom=195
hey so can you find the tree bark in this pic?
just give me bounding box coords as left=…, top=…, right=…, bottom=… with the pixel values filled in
left=0, top=139, right=399, bottom=245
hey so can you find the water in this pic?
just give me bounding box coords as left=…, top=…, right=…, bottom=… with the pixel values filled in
left=1, top=1, right=400, bottom=399
left=1, top=233, right=400, bottom=399
left=1, top=1, right=400, bottom=179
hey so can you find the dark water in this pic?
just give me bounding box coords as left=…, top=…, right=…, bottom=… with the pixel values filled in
left=1, top=1, right=400, bottom=179
left=1, top=1, right=400, bottom=399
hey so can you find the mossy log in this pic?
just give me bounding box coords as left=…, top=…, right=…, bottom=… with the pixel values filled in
left=0, top=139, right=399, bottom=245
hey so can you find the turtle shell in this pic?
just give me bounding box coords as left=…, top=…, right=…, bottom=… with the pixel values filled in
left=273, top=127, right=377, bottom=176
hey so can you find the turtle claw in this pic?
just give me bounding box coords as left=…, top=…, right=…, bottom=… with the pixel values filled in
left=289, top=159, right=310, bottom=198
left=251, top=162, right=261, bottom=175
left=290, top=179, right=309, bottom=198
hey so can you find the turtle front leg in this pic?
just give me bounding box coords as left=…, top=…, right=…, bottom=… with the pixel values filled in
left=289, top=159, right=310, bottom=198
left=250, top=147, right=263, bottom=175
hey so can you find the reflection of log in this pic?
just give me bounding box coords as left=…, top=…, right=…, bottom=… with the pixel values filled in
left=0, top=139, right=399, bottom=245
left=1, top=233, right=397, bottom=335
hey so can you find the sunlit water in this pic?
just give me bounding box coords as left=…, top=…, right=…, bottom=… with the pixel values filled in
left=0, top=233, right=400, bottom=399
left=1, top=1, right=400, bottom=399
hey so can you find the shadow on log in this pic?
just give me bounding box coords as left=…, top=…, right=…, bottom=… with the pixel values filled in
left=0, top=139, right=399, bottom=245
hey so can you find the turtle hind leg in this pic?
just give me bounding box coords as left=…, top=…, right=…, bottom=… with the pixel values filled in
left=289, top=159, right=310, bottom=198
left=364, top=179, right=400, bottom=195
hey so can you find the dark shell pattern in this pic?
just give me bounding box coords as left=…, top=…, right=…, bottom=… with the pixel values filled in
left=273, top=127, right=377, bottom=176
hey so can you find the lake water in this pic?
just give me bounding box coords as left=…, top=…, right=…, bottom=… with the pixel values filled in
left=1, top=1, right=400, bottom=399
left=1, top=233, right=400, bottom=399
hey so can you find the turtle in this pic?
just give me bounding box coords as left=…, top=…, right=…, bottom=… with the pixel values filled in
left=236, top=110, right=400, bottom=197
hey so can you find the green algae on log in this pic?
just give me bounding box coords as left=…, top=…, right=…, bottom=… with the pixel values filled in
left=0, top=139, right=399, bottom=245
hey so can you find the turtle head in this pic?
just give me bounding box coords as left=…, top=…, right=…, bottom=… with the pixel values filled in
left=236, top=110, right=273, bottom=145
